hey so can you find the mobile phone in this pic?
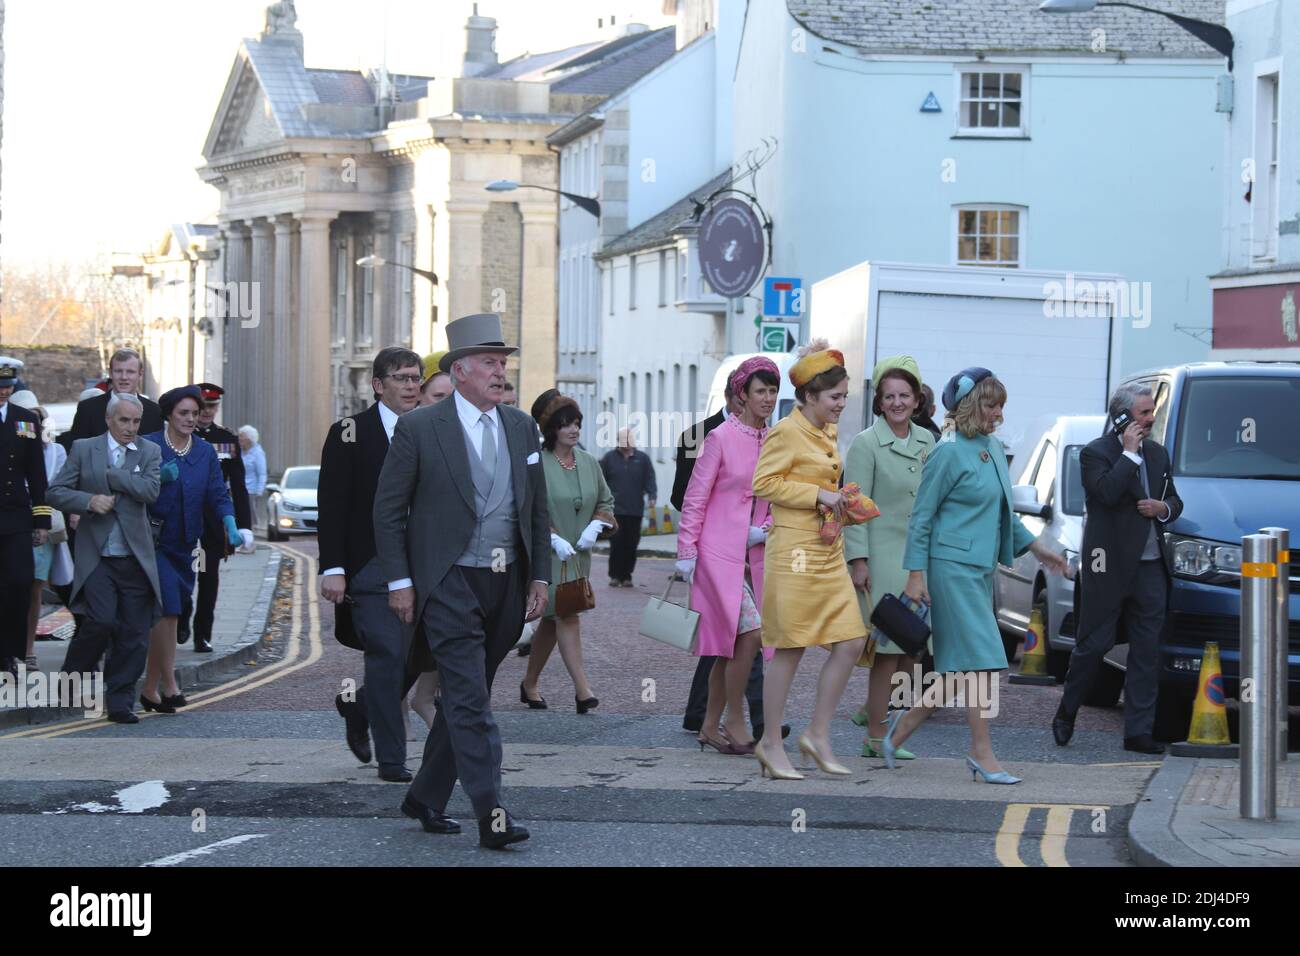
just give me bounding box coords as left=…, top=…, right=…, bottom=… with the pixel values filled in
left=1112, top=409, right=1133, bottom=435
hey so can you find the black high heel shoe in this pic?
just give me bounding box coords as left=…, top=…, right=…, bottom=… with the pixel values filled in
left=162, top=692, right=188, bottom=709
left=140, top=693, right=176, bottom=714
left=576, top=695, right=599, bottom=715
left=519, top=681, right=547, bottom=710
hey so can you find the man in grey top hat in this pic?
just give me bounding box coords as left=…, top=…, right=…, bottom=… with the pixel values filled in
left=373, top=312, right=551, bottom=849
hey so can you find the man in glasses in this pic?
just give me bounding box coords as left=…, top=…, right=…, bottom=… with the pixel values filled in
left=318, top=347, right=423, bottom=781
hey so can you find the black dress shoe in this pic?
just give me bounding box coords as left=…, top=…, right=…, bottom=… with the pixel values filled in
left=107, top=710, right=139, bottom=724
left=379, top=766, right=414, bottom=783
left=400, top=795, right=461, bottom=834
left=335, top=693, right=372, bottom=764
left=576, top=695, right=599, bottom=715
left=682, top=717, right=703, bottom=733
left=1124, top=735, right=1166, bottom=755
left=516, top=643, right=531, bottom=657
left=176, top=628, right=190, bottom=645
left=140, top=693, right=176, bottom=714
left=1052, top=708, right=1075, bottom=747
left=520, top=681, right=547, bottom=709
left=478, top=808, right=530, bottom=849
left=192, top=638, right=212, bottom=653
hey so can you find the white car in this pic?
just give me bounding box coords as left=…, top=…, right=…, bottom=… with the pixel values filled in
left=266, top=466, right=319, bottom=541
left=995, top=414, right=1106, bottom=680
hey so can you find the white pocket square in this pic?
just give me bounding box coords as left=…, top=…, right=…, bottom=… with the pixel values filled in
left=133, top=465, right=141, bottom=473
left=526, top=452, right=540, bottom=465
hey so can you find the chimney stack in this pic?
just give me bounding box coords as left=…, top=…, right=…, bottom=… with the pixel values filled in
left=461, top=3, right=499, bottom=78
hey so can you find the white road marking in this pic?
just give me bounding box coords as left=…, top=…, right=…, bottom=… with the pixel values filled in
left=140, top=834, right=269, bottom=867
left=44, top=780, right=170, bottom=815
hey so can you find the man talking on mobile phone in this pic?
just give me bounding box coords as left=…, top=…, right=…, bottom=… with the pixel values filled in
left=1054, top=383, right=1183, bottom=754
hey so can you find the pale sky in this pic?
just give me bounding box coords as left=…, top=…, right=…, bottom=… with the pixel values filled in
left=2, top=0, right=673, bottom=269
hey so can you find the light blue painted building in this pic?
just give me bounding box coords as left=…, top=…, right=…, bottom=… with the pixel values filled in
left=1210, top=0, right=1300, bottom=359
left=730, top=0, right=1229, bottom=374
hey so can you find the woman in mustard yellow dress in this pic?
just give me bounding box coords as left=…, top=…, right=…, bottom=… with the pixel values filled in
left=752, top=341, right=868, bottom=780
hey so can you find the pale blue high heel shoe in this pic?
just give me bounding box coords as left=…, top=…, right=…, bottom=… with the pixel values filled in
left=966, top=755, right=1021, bottom=785
left=880, top=710, right=905, bottom=770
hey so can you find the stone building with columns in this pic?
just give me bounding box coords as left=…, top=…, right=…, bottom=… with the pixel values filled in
left=198, top=3, right=674, bottom=473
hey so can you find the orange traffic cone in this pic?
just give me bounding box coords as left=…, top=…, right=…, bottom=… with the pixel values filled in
left=661, top=506, right=674, bottom=534
left=1186, top=642, right=1231, bottom=746
left=1009, top=606, right=1055, bottom=686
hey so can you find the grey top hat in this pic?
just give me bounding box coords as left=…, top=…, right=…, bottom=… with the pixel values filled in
left=439, top=313, right=517, bottom=373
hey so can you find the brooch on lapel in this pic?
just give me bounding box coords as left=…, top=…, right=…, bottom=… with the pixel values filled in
left=919, top=448, right=928, bottom=463
left=979, top=450, right=991, bottom=463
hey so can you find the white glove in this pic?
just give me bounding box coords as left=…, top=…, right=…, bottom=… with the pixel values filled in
left=746, top=526, right=767, bottom=548
left=239, top=529, right=255, bottom=552
left=674, top=558, right=696, bottom=582
left=551, top=533, right=577, bottom=561
left=575, top=519, right=606, bottom=551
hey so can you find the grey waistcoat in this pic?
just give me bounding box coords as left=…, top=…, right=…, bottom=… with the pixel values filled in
left=454, top=416, right=519, bottom=568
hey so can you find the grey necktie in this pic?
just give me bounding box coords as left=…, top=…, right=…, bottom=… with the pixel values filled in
left=479, top=413, right=497, bottom=473
left=112, top=445, right=124, bottom=469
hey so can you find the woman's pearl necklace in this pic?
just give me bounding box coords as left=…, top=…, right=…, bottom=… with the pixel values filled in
left=553, top=450, right=577, bottom=471
left=165, top=430, right=193, bottom=456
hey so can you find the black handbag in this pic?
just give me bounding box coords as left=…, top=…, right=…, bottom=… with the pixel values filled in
left=869, top=593, right=931, bottom=658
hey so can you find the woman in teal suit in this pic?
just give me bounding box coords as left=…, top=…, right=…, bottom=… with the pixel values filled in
left=880, top=368, right=1068, bottom=783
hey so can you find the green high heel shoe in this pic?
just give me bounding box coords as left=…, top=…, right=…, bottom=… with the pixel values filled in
left=850, top=708, right=870, bottom=727
left=862, top=737, right=915, bottom=760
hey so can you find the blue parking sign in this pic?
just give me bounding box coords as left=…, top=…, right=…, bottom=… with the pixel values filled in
left=763, top=277, right=802, bottom=318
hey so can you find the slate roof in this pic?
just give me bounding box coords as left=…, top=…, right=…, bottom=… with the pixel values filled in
left=598, top=171, right=733, bottom=259
left=786, top=0, right=1227, bottom=57
left=551, top=27, right=676, bottom=94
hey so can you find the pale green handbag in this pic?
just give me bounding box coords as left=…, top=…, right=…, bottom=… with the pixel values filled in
left=638, top=574, right=700, bottom=652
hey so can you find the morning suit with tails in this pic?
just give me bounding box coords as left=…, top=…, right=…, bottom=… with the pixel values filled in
left=373, top=390, right=551, bottom=819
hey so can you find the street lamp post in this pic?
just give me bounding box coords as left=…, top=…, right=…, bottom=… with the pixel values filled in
left=485, top=179, right=601, bottom=218
left=1039, top=0, right=1233, bottom=70
left=355, top=254, right=439, bottom=286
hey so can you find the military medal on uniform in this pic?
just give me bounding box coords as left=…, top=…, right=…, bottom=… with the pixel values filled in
left=15, top=421, right=36, bottom=439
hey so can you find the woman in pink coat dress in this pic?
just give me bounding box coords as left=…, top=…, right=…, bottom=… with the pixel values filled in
left=675, top=357, right=780, bottom=755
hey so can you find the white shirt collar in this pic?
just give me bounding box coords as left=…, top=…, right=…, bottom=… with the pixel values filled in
left=454, top=389, right=499, bottom=431
left=107, top=433, right=138, bottom=454
left=376, top=400, right=400, bottom=440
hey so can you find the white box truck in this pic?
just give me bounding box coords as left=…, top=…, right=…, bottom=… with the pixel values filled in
left=809, top=261, right=1125, bottom=455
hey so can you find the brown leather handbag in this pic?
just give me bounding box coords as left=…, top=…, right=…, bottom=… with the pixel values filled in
left=554, top=558, right=595, bottom=617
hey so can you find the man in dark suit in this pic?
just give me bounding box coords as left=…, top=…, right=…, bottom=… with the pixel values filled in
left=318, top=347, right=423, bottom=782
left=672, top=381, right=783, bottom=741
left=0, top=360, right=52, bottom=677
left=1054, top=383, right=1183, bottom=754
left=179, top=383, right=254, bottom=652
left=374, top=313, right=550, bottom=849
left=64, top=349, right=163, bottom=445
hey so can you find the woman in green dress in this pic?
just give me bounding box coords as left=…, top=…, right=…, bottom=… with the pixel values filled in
left=520, top=394, right=616, bottom=714
left=843, top=356, right=934, bottom=759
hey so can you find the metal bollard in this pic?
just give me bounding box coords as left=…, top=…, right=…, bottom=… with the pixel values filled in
left=1259, top=527, right=1290, bottom=762
left=1240, top=534, right=1278, bottom=820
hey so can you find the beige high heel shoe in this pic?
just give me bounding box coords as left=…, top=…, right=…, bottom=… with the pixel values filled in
left=754, top=740, right=804, bottom=780
left=797, top=734, right=852, bottom=775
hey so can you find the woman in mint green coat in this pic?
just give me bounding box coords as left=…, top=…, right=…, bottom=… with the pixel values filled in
left=879, top=369, right=1069, bottom=784
left=844, top=357, right=933, bottom=759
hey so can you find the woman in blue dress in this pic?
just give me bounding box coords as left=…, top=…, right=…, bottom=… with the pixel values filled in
left=140, top=386, right=239, bottom=712
left=881, top=368, right=1069, bottom=783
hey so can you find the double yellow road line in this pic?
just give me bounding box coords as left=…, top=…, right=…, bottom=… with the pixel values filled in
left=0, top=544, right=321, bottom=740
left=996, top=803, right=1109, bottom=867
